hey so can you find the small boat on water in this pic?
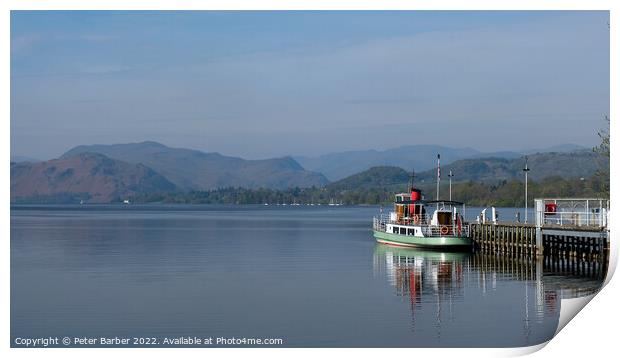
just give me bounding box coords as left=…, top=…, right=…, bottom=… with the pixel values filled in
left=372, top=164, right=472, bottom=251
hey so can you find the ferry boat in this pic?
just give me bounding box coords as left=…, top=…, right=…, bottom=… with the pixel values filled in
left=372, top=169, right=472, bottom=250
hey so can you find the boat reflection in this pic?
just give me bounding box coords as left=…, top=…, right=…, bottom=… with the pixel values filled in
left=373, top=244, right=468, bottom=300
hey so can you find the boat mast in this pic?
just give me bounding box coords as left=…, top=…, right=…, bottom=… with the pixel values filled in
left=448, top=170, right=454, bottom=201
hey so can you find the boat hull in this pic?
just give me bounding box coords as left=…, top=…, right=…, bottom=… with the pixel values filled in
left=373, top=230, right=472, bottom=251
left=373, top=244, right=472, bottom=261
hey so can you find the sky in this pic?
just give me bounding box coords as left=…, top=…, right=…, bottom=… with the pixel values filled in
left=10, top=11, right=610, bottom=160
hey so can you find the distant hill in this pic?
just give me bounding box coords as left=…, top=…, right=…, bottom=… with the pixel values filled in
left=295, top=143, right=589, bottom=181
left=295, top=145, right=489, bottom=181
left=524, top=144, right=587, bottom=155
left=415, top=151, right=607, bottom=183
left=11, top=152, right=177, bottom=203
left=326, top=166, right=411, bottom=191
left=10, top=155, right=41, bottom=163
left=62, top=141, right=328, bottom=190
left=327, top=151, right=608, bottom=192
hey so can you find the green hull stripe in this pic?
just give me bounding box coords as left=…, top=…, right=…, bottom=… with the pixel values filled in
left=373, top=230, right=472, bottom=247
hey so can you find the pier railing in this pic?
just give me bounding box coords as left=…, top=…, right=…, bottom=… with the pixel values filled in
left=535, top=198, right=609, bottom=229
left=470, top=198, right=610, bottom=259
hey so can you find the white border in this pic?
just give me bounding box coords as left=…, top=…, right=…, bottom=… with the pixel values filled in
left=3, top=1, right=616, bottom=357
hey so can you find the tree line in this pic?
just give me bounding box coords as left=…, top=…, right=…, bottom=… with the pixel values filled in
left=128, top=174, right=608, bottom=207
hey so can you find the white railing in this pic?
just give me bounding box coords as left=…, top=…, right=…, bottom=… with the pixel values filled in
left=373, top=216, right=385, bottom=231
left=421, top=225, right=470, bottom=238
left=534, top=198, right=609, bottom=229
left=375, top=213, right=433, bottom=225
left=373, top=215, right=470, bottom=237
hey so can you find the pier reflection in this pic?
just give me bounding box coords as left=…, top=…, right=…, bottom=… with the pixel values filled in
left=373, top=245, right=606, bottom=333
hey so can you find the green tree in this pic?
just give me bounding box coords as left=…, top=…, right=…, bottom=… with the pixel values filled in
left=593, top=115, right=610, bottom=197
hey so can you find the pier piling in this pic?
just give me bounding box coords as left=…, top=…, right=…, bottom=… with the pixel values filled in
left=470, top=223, right=608, bottom=259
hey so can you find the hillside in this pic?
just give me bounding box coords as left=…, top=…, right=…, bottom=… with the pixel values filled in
left=294, top=143, right=584, bottom=181
left=11, top=153, right=177, bottom=203
left=295, top=145, right=488, bottom=181
left=62, top=141, right=328, bottom=190
left=415, top=151, right=607, bottom=183
left=325, top=151, right=608, bottom=193
left=326, top=166, right=411, bottom=191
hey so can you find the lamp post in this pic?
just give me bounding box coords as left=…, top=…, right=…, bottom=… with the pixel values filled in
left=448, top=170, right=454, bottom=201
left=523, top=156, right=530, bottom=224
left=436, top=154, right=441, bottom=210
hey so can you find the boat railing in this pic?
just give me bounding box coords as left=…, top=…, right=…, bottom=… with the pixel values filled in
left=374, top=213, right=433, bottom=226
left=373, top=215, right=470, bottom=237
left=373, top=215, right=388, bottom=231
left=421, top=225, right=470, bottom=238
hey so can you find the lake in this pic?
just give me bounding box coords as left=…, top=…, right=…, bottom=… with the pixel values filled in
left=10, top=205, right=604, bottom=347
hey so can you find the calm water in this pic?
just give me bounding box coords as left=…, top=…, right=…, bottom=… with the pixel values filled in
left=10, top=205, right=604, bottom=347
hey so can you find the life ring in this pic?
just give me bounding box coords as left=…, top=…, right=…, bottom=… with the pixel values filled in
left=412, top=214, right=420, bottom=224
left=440, top=225, right=449, bottom=235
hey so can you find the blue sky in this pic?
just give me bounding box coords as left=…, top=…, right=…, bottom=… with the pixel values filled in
left=11, top=11, right=610, bottom=160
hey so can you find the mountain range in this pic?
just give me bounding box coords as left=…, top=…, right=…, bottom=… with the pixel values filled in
left=325, top=150, right=607, bottom=192
left=10, top=141, right=600, bottom=203
left=61, top=141, right=328, bottom=191
left=295, top=144, right=587, bottom=181
left=414, top=151, right=605, bottom=183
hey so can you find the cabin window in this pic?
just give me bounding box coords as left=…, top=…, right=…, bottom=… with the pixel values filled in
left=393, top=227, right=398, bottom=234
left=407, top=228, right=415, bottom=236
left=400, top=227, right=406, bottom=235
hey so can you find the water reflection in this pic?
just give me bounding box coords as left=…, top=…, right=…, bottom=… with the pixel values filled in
left=374, top=245, right=467, bottom=304
left=373, top=244, right=606, bottom=340
left=373, top=246, right=470, bottom=336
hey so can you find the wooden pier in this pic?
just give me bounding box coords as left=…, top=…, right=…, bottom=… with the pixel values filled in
left=542, top=227, right=608, bottom=261
left=470, top=223, right=537, bottom=256
left=470, top=223, right=609, bottom=260
left=469, top=198, right=609, bottom=261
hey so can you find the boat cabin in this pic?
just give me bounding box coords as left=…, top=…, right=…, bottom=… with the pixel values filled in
left=392, top=190, right=427, bottom=225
